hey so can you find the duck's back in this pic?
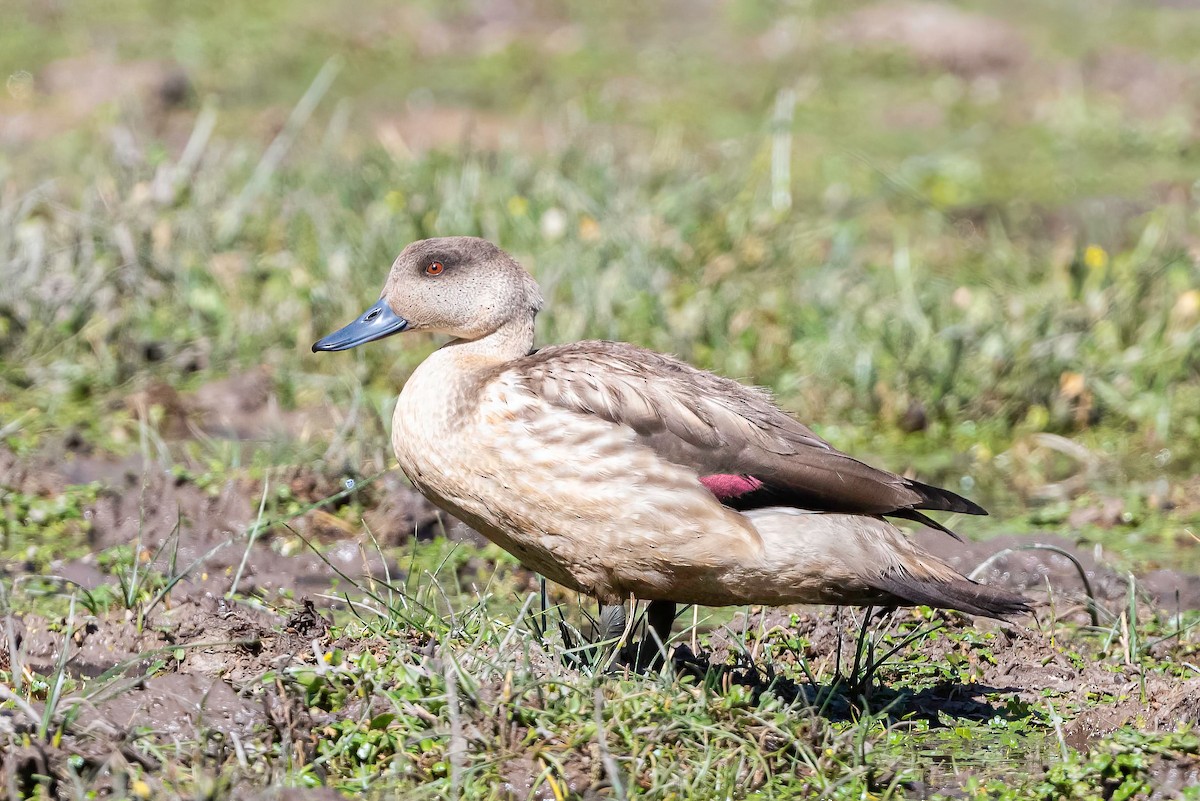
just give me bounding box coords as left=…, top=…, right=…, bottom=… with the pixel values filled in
left=508, top=340, right=983, bottom=522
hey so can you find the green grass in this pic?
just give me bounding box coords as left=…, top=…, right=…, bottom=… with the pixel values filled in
left=4, top=123, right=1200, bottom=474
left=3, top=553, right=1199, bottom=798
left=3, top=0, right=1200, bottom=796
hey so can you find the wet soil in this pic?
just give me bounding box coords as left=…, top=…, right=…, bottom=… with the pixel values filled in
left=4, top=376, right=1200, bottom=796
left=3, top=591, right=1198, bottom=798
left=0, top=596, right=321, bottom=795
left=680, top=606, right=1200, bottom=798
left=910, top=529, right=1200, bottom=614
left=702, top=606, right=1200, bottom=728
left=2, top=371, right=454, bottom=600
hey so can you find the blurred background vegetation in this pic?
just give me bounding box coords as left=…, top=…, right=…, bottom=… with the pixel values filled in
left=2, top=0, right=1200, bottom=564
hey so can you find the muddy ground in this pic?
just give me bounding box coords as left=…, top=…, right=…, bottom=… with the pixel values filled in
left=3, top=468, right=1200, bottom=799
left=3, top=573, right=1199, bottom=797
left=3, top=373, right=1200, bottom=797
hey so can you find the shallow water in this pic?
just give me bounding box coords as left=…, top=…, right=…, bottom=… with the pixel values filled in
left=887, top=727, right=1052, bottom=792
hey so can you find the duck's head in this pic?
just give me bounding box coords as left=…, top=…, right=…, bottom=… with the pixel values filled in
left=312, top=237, right=542, bottom=352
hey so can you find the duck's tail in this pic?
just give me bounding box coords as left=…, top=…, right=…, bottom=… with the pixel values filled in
left=861, top=517, right=1030, bottom=619
left=870, top=565, right=1031, bottom=619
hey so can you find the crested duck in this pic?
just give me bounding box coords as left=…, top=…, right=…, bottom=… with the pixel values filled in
left=314, top=237, right=1028, bottom=645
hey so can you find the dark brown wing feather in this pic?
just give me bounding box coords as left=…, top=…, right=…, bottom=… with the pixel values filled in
left=874, top=567, right=1030, bottom=618
left=514, top=341, right=985, bottom=526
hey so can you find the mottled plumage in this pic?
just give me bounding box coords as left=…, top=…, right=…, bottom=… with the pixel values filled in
left=314, top=236, right=1028, bottom=625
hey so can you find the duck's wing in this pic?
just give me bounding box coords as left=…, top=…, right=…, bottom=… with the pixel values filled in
left=514, top=341, right=984, bottom=533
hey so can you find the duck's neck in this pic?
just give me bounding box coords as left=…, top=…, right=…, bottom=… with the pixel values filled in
left=440, top=314, right=536, bottom=365
left=395, top=315, right=536, bottom=446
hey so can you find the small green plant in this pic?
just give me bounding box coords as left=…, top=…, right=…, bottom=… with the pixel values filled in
left=1034, top=727, right=1200, bottom=801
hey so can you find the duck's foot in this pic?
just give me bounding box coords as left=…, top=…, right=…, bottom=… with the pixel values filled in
left=583, top=600, right=681, bottom=673
left=596, top=604, right=628, bottom=642
left=612, top=600, right=677, bottom=672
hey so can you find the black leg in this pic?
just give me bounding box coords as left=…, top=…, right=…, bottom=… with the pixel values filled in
left=646, top=600, right=677, bottom=655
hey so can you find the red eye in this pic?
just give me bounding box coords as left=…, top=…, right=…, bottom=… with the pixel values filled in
left=425, top=261, right=444, bottom=276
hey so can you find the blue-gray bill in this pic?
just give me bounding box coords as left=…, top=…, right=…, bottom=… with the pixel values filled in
left=312, top=299, right=408, bottom=352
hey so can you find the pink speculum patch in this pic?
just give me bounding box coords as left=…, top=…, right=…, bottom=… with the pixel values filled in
left=699, top=474, right=764, bottom=500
